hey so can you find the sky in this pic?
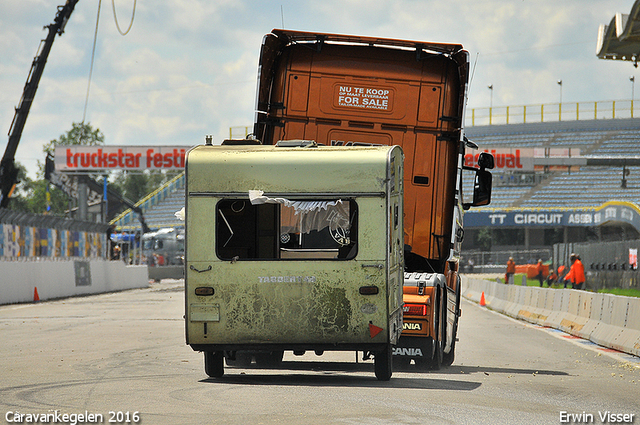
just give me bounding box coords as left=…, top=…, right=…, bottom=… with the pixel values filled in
left=0, top=0, right=637, bottom=180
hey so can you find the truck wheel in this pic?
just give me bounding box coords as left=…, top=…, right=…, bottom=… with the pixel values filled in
left=204, top=351, right=224, bottom=378
left=442, top=340, right=456, bottom=366
left=431, top=336, right=443, bottom=370
left=442, top=279, right=460, bottom=367
left=374, top=344, right=393, bottom=381
left=430, top=291, right=444, bottom=371
left=414, top=338, right=434, bottom=370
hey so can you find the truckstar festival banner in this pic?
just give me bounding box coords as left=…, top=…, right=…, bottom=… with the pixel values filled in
left=464, top=147, right=581, bottom=173
left=465, top=147, right=534, bottom=172
left=54, top=146, right=188, bottom=171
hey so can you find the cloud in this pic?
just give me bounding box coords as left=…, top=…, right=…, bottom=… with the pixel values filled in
left=0, top=0, right=637, bottom=179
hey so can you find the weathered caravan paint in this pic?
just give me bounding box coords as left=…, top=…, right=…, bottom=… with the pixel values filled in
left=185, top=143, right=404, bottom=380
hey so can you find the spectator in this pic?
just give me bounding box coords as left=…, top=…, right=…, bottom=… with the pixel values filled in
left=112, top=245, right=121, bottom=261
left=506, top=257, right=516, bottom=285
left=545, top=269, right=557, bottom=287
left=564, top=253, right=585, bottom=290
left=557, top=264, right=568, bottom=288
left=536, top=259, right=544, bottom=287
left=153, top=253, right=165, bottom=266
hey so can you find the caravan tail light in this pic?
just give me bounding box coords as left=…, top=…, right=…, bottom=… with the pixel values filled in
left=403, top=303, right=427, bottom=316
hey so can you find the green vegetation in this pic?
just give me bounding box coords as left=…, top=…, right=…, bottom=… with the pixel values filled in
left=596, top=288, right=640, bottom=298
left=499, top=274, right=640, bottom=297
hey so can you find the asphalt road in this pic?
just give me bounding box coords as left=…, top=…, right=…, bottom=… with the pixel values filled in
left=0, top=279, right=638, bottom=425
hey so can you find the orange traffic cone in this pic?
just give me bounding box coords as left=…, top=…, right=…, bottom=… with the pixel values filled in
left=33, top=287, right=40, bottom=302
left=479, top=291, right=486, bottom=307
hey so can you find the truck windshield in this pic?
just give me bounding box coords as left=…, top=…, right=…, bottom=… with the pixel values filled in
left=216, top=199, right=357, bottom=261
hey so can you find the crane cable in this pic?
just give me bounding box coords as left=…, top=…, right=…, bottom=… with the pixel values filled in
left=112, top=0, right=137, bottom=36
left=82, top=0, right=102, bottom=123
left=82, top=0, right=136, bottom=123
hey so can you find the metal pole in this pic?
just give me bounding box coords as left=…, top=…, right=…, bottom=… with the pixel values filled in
left=488, top=84, right=493, bottom=125
left=557, top=80, right=562, bottom=121
left=103, top=175, right=108, bottom=223
left=631, top=76, right=635, bottom=118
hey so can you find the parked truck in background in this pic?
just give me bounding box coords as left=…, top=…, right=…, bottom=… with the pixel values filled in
left=184, top=29, right=493, bottom=380
left=252, top=30, right=493, bottom=370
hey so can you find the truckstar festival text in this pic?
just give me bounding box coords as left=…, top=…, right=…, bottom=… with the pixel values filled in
left=55, top=146, right=188, bottom=171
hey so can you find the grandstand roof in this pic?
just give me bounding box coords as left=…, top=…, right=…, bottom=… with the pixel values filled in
left=597, top=0, right=640, bottom=64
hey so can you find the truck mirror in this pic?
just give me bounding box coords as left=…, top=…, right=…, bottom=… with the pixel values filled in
left=477, top=152, right=495, bottom=170
left=471, top=169, right=492, bottom=207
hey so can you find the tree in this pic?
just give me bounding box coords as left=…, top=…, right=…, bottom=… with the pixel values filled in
left=10, top=122, right=181, bottom=218
left=6, top=162, right=69, bottom=214
left=42, top=122, right=104, bottom=157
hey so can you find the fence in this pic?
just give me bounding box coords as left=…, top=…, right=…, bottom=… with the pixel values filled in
left=0, top=209, right=109, bottom=260
left=463, top=243, right=640, bottom=290
left=230, top=99, right=639, bottom=135
left=554, top=241, right=639, bottom=290
left=462, top=276, right=640, bottom=357
left=462, top=249, right=552, bottom=274
left=467, top=100, right=637, bottom=127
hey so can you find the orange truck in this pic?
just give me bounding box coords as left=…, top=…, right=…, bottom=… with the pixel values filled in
left=253, top=30, right=494, bottom=370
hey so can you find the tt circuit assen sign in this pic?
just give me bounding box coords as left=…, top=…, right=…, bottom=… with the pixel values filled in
left=54, top=146, right=188, bottom=171
left=463, top=202, right=640, bottom=233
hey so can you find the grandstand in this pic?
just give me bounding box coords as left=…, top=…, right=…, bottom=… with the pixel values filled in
left=465, top=117, right=640, bottom=209
left=110, top=172, right=185, bottom=232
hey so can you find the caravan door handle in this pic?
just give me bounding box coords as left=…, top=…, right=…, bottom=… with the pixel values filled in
left=361, top=264, right=384, bottom=269
left=190, top=265, right=212, bottom=273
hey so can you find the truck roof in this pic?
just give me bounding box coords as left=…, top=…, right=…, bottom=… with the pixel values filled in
left=256, top=29, right=469, bottom=130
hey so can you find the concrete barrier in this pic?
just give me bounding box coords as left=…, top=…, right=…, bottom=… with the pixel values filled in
left=0, top=259, right=149, bottom=305
left=462, top=275, right=640, bottom=358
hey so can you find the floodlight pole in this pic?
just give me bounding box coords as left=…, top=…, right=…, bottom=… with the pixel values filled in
left=557, top=80, right=563, bottom=121
left=631, top=76, right=635, bottom=118
left=488, top=84, right=493, bottom=125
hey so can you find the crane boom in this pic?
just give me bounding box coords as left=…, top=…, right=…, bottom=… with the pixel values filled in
left=0, top=0, right=79, bottom=208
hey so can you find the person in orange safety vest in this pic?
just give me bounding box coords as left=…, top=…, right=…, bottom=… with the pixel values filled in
left=536, top=259, right=544, bottom=287
left=505, top=257, right=516, bottom=285
left=564, top=253, right=585, bottom=290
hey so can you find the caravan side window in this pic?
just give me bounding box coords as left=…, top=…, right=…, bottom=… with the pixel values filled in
left=215, top=198, right=358, bottom=261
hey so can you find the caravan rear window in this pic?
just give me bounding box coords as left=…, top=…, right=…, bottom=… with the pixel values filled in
left=215, top=198, right=357, bottom=261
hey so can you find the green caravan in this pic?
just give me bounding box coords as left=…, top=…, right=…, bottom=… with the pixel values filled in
left=185, top=142, right=404, bottom=380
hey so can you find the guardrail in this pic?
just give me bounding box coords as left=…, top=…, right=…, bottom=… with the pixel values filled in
left=231, top=100, right=638, bottom=130
left=0, top=259, right=148, bottom=305
left=462, top=275, right=640, bottom=358
left=467, top=100, right=637, bottom=127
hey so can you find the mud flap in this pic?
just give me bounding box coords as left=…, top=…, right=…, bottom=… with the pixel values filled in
left=392, top=335, right=433, bottom=361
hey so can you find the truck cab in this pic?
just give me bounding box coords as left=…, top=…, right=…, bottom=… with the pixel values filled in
left=252, top=30, right=493, bottom=370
